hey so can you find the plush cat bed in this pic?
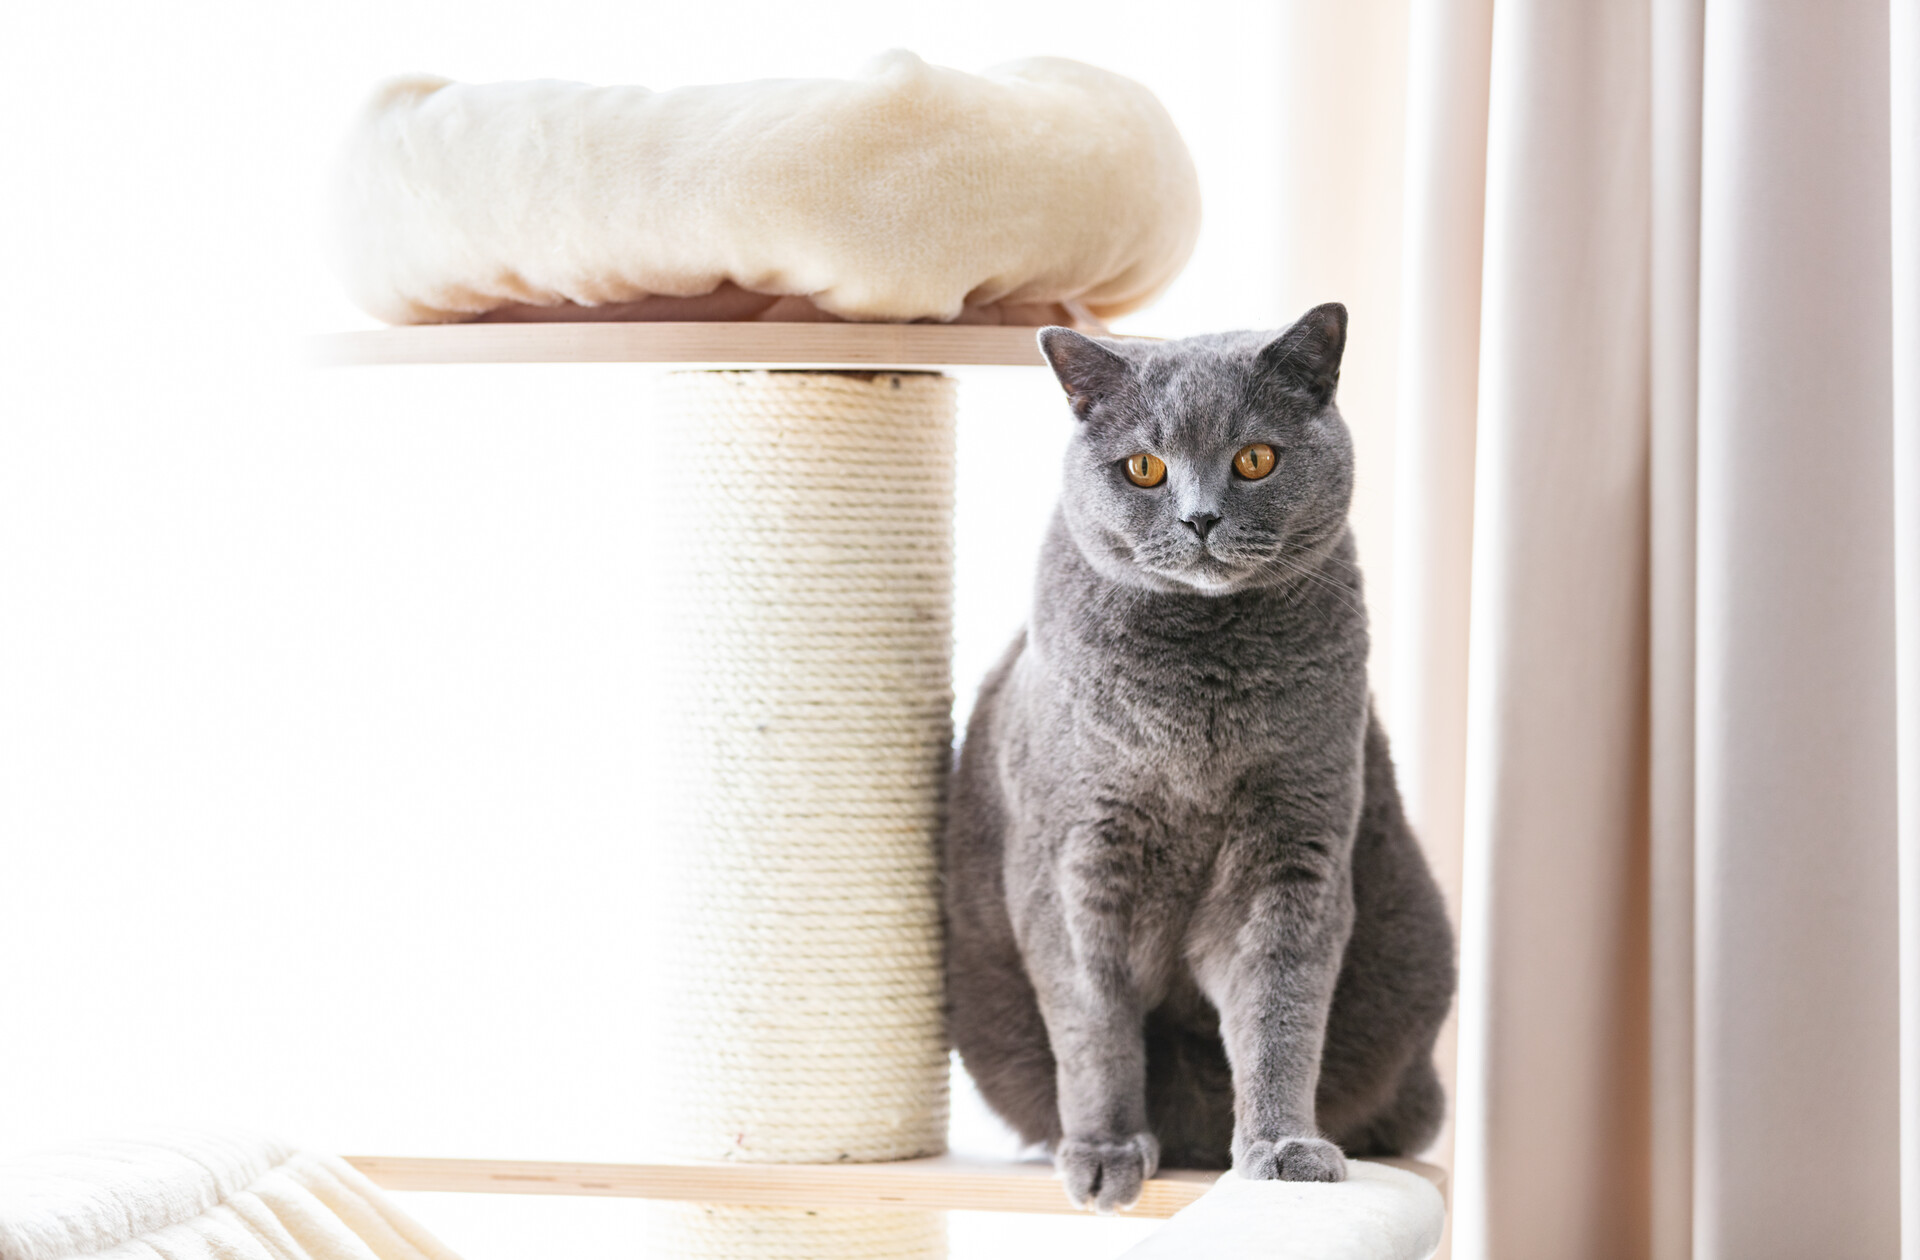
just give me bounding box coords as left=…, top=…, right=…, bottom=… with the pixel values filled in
left=333, top=52, right=1200, bottom=326
left=0, top=1134, right=461, bottom=1260
left=1120, top=1163, right=1446, bottom=1260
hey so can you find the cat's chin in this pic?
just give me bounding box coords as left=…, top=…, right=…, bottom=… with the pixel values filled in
left=1105, top=551, right=1265, bottom=595
left=1164, top=548, right=1286, bottom=595
left=1138, top=559, right=1269, bottom=596
left=1164, top=568, right=1247, bottom=595
left=1087, top=554, right=1239, bottom=596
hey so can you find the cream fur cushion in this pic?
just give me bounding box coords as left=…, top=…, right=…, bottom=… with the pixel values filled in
left=1120, top=1163, right=1446, bottom=1260
left=0, top=1135, right=462, bottom=1260
left=334, top=52, right=1200, bottom=326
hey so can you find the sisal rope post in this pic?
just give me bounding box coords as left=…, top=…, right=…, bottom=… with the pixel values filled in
left=653, top=370, right=957, bottom=1260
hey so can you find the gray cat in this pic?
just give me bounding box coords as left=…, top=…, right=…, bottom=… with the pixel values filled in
left=942, top=305, right=1455, bottom=1212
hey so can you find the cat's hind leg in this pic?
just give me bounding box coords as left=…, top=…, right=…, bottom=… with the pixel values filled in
left=948, top=932, right=1062, bottom=1149
left=1333, top=1050, right=1444, bottom=1158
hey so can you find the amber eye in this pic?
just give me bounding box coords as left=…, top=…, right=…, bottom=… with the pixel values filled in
left=1234, top=443, right=1277, bottom=480
left=1123, top=453, right=1167, bottom=487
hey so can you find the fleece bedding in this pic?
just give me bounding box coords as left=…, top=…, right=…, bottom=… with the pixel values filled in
left=1120, top=1162, right=1446, bottom=1260
left=0, top=1135, right=462, bottom=1260
left=333, top=52, right=1201, bottom=326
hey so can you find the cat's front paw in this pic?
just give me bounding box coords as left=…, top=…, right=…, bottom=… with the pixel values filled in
left=1055, top=1131, right=1161, bottom=1214
left=1236, top=1136, right=1347, bottom=1183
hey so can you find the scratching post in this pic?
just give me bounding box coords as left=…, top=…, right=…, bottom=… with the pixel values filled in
left=654, top=369, right=957, bottom=1259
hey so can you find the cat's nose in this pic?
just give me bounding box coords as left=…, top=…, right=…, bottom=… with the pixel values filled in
left=1182, top=512, right=1221, bottom=541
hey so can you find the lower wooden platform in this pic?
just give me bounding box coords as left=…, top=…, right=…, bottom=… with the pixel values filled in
left=346, top=1153, right=1446, bottom=1220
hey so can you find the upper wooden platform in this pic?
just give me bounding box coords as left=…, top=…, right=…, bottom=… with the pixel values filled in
left=314, top=321, right=1055, bottom=370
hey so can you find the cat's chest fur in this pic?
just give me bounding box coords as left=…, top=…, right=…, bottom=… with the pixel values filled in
left=993, top=523, right=1369, bottom=1000
left=1019, top=522, right=1367, bottom=807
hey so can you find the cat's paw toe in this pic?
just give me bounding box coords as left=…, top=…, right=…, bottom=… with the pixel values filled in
left=1055, top=1132, right=1161, bottom=1214
left=1237, top=1136, right=1347, bottom=1183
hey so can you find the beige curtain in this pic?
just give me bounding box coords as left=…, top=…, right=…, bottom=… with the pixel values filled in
left=1893, top=0, right=1919, bottom=1256
left=1373, top=0, right=1914, bottom=1257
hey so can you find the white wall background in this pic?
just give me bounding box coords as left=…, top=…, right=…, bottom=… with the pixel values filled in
left=0, top=3, right=1409, bottom=1256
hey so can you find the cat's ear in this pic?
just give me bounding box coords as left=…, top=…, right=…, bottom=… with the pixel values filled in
left=1255, top=303, right=1348, bottom=406
left=1038, top=327, right=1131, bottom=419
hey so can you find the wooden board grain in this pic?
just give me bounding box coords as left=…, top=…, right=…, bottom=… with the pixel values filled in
left=312, top=322, right=1055, bottom=369
left=345, top=1154, right=1216, bottom=1218
left=346, top=1153, right=1447, bottom=1218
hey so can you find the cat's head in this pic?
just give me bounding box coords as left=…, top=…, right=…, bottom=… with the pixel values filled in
left=1038, top=304, right=1354, bottom=596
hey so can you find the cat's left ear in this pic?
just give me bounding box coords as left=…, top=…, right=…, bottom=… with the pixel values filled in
left=1038, top=327, right=1132, bottom=419
left=1256, top=302, right=1348, bottom=407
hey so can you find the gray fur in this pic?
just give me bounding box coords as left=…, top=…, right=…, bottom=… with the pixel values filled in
left=941, top=305, right=1455, bottom=1211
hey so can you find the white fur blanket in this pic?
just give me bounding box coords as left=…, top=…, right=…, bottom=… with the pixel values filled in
left=1121, top=1163, right=1446, bottom=1260
left=333, top=52, right=1200, bottom=326
left=0, top=1135, right=461, bottom=1260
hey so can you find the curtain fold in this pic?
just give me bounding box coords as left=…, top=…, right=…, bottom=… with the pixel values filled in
left=1451, top=3, right=1653, bottom=1256
left=1893, top=0, right=1920, bottom=1256
left=1692, top=4, right=1899, bottom=1256
left=1382, top=1, right=1910, bottom=1256
left=1388, top=3, right=1493, bottom=1239
left=1646, top=3, right=1703, bottom=1259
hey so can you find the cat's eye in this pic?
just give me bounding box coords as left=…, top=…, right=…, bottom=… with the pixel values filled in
left=1234, top=443, right=1277, bottom=480
left=1123, top=453, right=1167, bottom=487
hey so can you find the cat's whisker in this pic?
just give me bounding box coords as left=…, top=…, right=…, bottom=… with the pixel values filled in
left=1262, top=549, right=1368, bottom=622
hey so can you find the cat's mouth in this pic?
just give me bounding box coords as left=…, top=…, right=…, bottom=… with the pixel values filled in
left=1151, top=546, right=1251, bottom=592
left=1097, top=524, right=1270, bottom=594
left=1139, top=530, right=1306, bottom=594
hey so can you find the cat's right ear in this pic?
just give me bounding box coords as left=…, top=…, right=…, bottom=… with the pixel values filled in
left=1256, top=303, right=1348, bottom=407
left=1037, top=327, right=1131, bottom=420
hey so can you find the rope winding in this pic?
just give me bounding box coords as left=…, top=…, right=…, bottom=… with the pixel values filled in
left=653, top=371, right=956, bottom=1260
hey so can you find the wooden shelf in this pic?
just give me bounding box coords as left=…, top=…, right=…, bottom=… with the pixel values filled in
left=347, top=1154, right=1214, bottom=1218
left=346, top=1153, right=1446, bottom=1219
left=313, top=321, right=1055, bottom=369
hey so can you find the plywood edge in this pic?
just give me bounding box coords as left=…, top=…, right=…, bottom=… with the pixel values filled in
left=345, top=1153, right=1216, bottom=1219
left=311, top=322, right=1057, bottom=369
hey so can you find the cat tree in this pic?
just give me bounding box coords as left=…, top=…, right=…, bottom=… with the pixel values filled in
left=314, top=55, right=1449, bottom=1260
